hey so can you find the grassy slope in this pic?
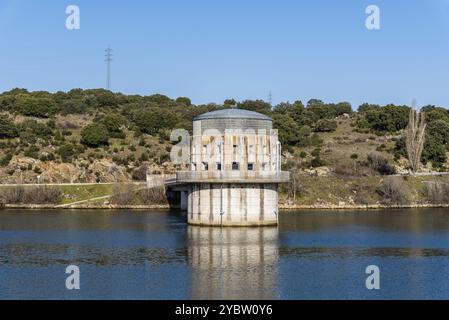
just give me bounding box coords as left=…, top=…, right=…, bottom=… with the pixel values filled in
left=58, top=184, right=113, bottom=204
left=2, top=114, right=449, bottom=208
left=0, top=184, right=114, bottom=205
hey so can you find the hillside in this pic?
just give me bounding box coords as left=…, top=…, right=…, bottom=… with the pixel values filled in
left=1, top=88, right=449, bottom=207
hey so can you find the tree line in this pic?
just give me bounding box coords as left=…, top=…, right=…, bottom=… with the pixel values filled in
left=1, top=88, right=449, bottom=169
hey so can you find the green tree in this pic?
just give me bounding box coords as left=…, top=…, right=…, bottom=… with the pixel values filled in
left=0, top=152, right=13, bottom=167
left=359, top=105, right=409, bottom=133
left=314, top=119, right=338, bottom=132
left=134, top=108, right=179, bottom=136
left=57, top=144, right=76, bottom=163
left=335, top=102, right=353, bottom=115
left=237, top=100, right=272, bottom=115
left=223, top=99, right=237, bottom=107
left=16, top=94, right=57, bottom=118
left=99, top=114, right=127, bottom=138
left=272, top=114, right=300, bottom=147
left=0, top=116, right=18, bottom=138
left=176, top=97, right=192, bottom=106
left=81, top=124, right=110, bottom=147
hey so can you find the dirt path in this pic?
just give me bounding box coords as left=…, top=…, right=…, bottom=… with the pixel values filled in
left=55, top=195, right=112, bottom=208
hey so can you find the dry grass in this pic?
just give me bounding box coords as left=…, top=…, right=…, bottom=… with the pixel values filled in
left=3, top=185, right=61, bottom=204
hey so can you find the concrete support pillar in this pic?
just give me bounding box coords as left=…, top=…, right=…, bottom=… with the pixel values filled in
left=187, top=183, right=278, bottom=226
left=180, top=191, right=188, bottom=211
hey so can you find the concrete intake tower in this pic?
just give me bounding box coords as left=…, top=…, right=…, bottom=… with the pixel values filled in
left=174, top=108, right=289, bottom=226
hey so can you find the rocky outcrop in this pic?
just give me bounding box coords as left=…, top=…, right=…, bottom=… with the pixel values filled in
left=0, top=156, right=133, bottom=183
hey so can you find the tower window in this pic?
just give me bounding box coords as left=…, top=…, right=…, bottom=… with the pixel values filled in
left=217, top=163, right=222, bottom=171
left=232, top=162, right=240, bottom=171
left=247, top=163, right=254, bottom=171
left=202, top=162, right=209, bottom=171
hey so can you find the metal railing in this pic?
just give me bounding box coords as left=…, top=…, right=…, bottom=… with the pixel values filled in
left=175, top=171, right=290, bottom=183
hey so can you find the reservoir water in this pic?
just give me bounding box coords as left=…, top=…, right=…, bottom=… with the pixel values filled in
left=0, top=209, right=449, bottom=299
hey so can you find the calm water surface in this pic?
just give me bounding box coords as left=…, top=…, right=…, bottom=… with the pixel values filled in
left=1, top=209, right=449, bottom=299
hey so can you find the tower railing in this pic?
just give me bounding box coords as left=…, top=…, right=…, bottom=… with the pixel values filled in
left=175, top=171, right=290, bottom=183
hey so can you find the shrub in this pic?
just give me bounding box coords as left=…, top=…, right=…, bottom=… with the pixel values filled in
left=19, top=120, right=54, bottom=140
left=424, top=180, right=449, bottom=204
left=333, top=162, right=355, bottom=176
left=280, top=171, right=308, bottom=198
left=29, top=186, right=61, bottom=204
left=354, top=193, right=370, bottom=205
left=357, top=104, right=409, bottom=133
left=139, top=152, right=149, bottom=162
left=133, top=108, right=180, bottom=136
left=40, top=152, right=56, bottom=162
left=132, top=165, right=148, bottom=181
left=4, top=186, right=25, bottom=204
left=4, top=186, right=61, bottom=204
left=378, top=177, right=411, bottom=205
left=57, top=144, right=75, bottom=163
left=110, top=183, right=136, bottom=205
left=100, top=114, right=126, bottom=130
left=311, top=156, right=325, bottom=168
left=139, top=187, right=168, bottom=205
left=367, top=152, right=396, bottom=175
left=0, top=115, right=18, bottom=138
left=175, top=97, right=192, bottom=106
left=16, top=95, right=57, bottom=118
left=81, top=123, right=109, bottom=147
left=24, top=146, right=40, bottom=159
left=0, top=152, right=13, bottom=167
left=314, top=119, right=338, bottom=132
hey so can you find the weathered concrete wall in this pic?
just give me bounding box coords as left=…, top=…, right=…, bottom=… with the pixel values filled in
left=190, top=130, right=279, bottom=174
left=187, top=183, right=278, bottom=226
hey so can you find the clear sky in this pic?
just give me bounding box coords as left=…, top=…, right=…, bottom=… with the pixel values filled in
left=1, top=0, right=449, bottom=108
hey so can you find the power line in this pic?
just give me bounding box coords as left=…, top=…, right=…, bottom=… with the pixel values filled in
left=105, top=46, right=113, bottom=90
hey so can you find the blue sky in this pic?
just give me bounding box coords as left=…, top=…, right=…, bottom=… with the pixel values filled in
left=1, top=0, right=449, bottom=108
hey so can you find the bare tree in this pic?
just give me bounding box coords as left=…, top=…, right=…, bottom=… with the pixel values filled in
left=405, top=101, right=426, bottom=174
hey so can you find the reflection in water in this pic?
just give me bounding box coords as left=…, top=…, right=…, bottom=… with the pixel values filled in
left=187, top=226, right=279, bottom=299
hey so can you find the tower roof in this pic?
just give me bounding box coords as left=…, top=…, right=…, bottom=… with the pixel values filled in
left=193, top=108, right=272, bottom=121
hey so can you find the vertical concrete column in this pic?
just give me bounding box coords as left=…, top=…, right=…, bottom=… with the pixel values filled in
left=180, top=191, right=188, bottom=211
